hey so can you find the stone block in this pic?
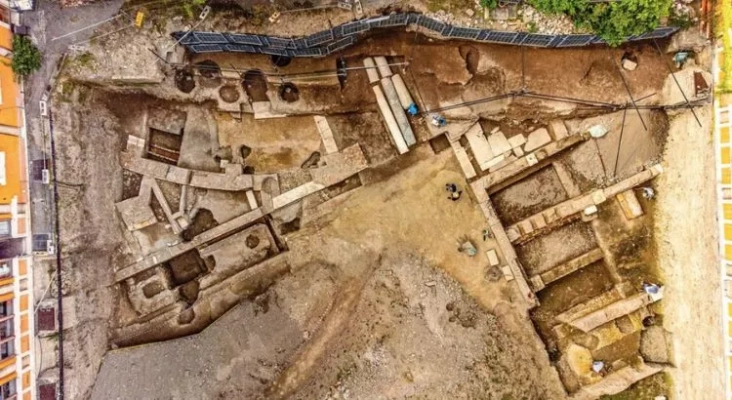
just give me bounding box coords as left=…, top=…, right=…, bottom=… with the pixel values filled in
left=531, top=215, right=547, bottom=230
left=542, top=208, right=558, bottom=223
left=487, top=131, right=512, bottom=155
left=616, top=189, right=644, bottom=219
left=622, top=58, right=638, bottom=71
left=483, top=154, right=506, bottom=171
left=165, top=166, right=190, bottom=185
left=640, top=326, right=670, bottom=363
left=486, top=249, right=500, bottom=267
left=246, top=190, right=258, bottom=210
left=529, top=275, right=544, bottom=291
left=526, top=153, right=538, bottom=166
left=518, top=220, right=534, bottom=235
left=524, top=128, right=552, bottom=152
left=506, top=227, right=521, bottom=242
left=513, top=146, right=524, bottom=157
left=502, top=265, right=515, bottom=281
left=508, top=134, right=526, bottom=149
left=591, top=190, right=607, bottom=205
left=548, top=120, right=569, bottom=140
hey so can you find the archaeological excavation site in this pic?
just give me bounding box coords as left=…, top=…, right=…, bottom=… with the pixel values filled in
left=32, top=9, right=721, bottom=400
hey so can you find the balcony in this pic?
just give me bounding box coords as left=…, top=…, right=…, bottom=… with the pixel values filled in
left=0, top=379, right=16, bottom=399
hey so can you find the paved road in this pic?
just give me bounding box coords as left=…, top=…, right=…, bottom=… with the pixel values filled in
left=21, top=0, right=124, bottom=243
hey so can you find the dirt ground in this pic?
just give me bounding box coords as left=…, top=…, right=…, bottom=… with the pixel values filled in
left=91, top=149, right=565, bottom=399
left=44, top=88, right=133, bottom=400
left=43, top=12, right=722, bottom=399
left=652, top=108, right=725, bottom=399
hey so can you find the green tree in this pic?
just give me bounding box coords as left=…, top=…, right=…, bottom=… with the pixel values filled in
left=526, top=0, right=672, bottom=46
left=11, top=36, right=41, bottom=77
left=480, top=0, right=498, bottom=10
left=583, top=0, right=673, bottom=45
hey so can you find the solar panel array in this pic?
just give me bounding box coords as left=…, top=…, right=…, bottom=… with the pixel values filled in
left=173, top=13, right=679, bottom=56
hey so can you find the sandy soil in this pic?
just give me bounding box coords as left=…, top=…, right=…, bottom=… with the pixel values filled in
left=91, top=147, right=565, bottom=400
left=517, top=221, right=598, bottom=276
left=653, top=107, right=725, bottom=400
left=492, top=165, right=569, bottom=225
left=47, top=86, right=135, bottom=400
left=217, top=112, right=322, bottom=172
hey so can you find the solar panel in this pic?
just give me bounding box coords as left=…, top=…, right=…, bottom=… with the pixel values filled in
left=406, top=13, right=421, bottom=25
left=446, top=27, right=482, bottom=40
left=225, top=44, right=257, bottom=53
left=292, top=47, right=324, bottom=57
left=173, top=32, right=200, bottom=45
left=481, top=30, right=520, bottom=44
left=293, top=38, right=309, bottom=49
left=521, top=34, right=555, bottom=47
left=306, top=30, right=334, bottom=46
left=326, top=36, right=355, bottom=54
left=190, top=44, right=224, bottom=53
left=171, top=14, right=678, bottom=58
left=417, top=17, right=446, bottom=33
left=259, top=47, right=290, bottom=56
left=556, top=35, right=594, bottom=47
left=342, top=20, right=369, bottom=35
left=193, top=32, right=228, bottom=44
left=633, top=27, right=678, bottom=40
left=368, top=14, right=408, bottom=28
left=226, top=33, right=263, bottom=46
left=267, top=37, right=296, bottom=49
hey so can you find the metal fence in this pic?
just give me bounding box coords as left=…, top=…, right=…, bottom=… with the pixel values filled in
left=172, top=13, right=678, bottom=57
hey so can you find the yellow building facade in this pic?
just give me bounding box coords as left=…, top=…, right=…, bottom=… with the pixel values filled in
left=0, top=6, right=35, bottom=400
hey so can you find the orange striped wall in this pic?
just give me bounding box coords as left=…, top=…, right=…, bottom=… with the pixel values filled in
left=0, top=133, right=22, bottom=205
left=0, top=55, right=18, bottom=128
left=0, top=25, right=10, bottom=52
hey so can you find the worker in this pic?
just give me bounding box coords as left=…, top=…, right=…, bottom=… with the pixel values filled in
left=448, top=190, right=462, bottom=201
left=482, top=229, right=493, bottom=241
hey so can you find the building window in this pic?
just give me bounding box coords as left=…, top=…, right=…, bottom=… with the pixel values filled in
left=0, top=340, right=14, bottom=360
left=0, top=379, right=16, bottom=399
left=0, top=263, right=9, bottom=279
left=0, top=152, right=6, bottom=186
left=0, top=319, right=12, bottom=341
left=0, top=222, right=9, bottom=238
left=0, top=301, right=11, bottom=318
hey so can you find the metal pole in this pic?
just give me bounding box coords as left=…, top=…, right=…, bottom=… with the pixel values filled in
left=607, top=49, right=647, bottom=131
left=613, top=107, right=628, bottom=178
left=651, top=39, right=702, bottom=127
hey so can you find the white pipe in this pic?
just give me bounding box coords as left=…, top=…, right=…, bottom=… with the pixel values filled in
left=391, top=74, right=414, bottom=109
left=363, top=58, right=380, bottom=84
left=374, top=56, right=393, bottom=78
left=372, top=85, right=408, bottom=154
left=380, top=78, right=416, bottom=146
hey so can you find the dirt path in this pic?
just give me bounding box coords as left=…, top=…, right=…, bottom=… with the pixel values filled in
left=653, top=107, right=724, bottom=399
left=265, top=255, right=377, bottom=399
